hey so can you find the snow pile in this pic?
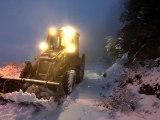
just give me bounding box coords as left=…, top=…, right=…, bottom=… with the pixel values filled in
left=99, top=88, right=137, bottom=112
left=104, top=53, right=127, bottom=82
left=1, top=90, right=57, bottom=111
left=121, top=58, right=160, bottom=98
left=110, top=58, right=160, bottom=119
left=26, top=84, right=55, bottom=100
left=0, top=63, right=24, bottom=78
left=95, top=56, right=160, bottom=119
left=98, top=53, right=127, bottom=97
left=139, top=60, right=160, bottom=86
left=104, top=63, right=123, bottom=82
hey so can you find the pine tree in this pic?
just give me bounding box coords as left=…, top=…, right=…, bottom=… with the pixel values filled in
left=105, top=36, right=121, bottom=61
left=118, top=0, right=160, bottom=61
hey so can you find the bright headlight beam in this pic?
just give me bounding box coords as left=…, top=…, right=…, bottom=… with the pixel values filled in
left=39, top=42, right=48, bottom=51
left=66, top=44, right=76, bottom=53
left=48, top=27, right=56, bottom=36
left=62, top=26, right=75, bottom=38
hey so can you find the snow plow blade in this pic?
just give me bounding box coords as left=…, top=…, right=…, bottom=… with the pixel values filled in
left=0, top=76, right=65, bottom=101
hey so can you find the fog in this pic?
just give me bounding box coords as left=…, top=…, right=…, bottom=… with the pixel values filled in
left=0, top=0, right=123, bottom=67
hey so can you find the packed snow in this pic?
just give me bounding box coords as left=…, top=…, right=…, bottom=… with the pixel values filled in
left=0, top=56, right=160, bottom=120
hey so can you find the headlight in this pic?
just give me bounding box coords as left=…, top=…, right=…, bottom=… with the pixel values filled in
left=62, top=26, right=75, bottom=38
left=66, top=44, right=76, bottom=53
left=39, top=42, right=48, bottom=51
left=48, top=27, right=56, bottom=36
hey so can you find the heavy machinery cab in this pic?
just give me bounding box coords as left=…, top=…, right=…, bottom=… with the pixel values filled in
left=44, top=29, right=80, bottom=55
left=38, top=28, right=81, bottom=67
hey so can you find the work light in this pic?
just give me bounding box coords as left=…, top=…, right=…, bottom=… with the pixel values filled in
left=62, top=26, right=75, bottom=38
left=39, top=42, right=48, bottom=51
left=66, top=44, right=76, bottom=53
left=48, top=27, right=56, bottom=36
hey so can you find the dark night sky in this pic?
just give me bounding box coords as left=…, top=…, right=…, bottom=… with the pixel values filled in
left=0, top=0, right=123, bottom=65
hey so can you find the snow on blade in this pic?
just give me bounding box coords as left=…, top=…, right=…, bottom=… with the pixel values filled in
left=1, top=90, right=57, bottom=111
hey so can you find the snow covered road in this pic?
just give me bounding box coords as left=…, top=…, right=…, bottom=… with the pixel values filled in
left=49, top=70, right=110, bottom=120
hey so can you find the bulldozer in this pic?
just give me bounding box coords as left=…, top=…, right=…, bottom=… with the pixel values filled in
left=0, top=26, right=85, bottom=102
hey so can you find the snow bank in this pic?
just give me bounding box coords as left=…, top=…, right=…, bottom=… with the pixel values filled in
left=105, top=63, right=123, bottom=81
left=97, top=55, right=160, bottom=120
left=1, top=90, right=57, bottom=111
left=104, top=53, right=127, bottom=82
left=114, top=58, right=160, bottom=119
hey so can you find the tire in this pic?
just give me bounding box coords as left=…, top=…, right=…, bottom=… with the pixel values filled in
left=77, top=54, right=85, bottom=83
left=63, top=70, right=76, bottom=94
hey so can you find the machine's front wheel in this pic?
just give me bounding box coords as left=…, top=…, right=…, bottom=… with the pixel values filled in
left=80, top=54, right=85, bottom=81
left=76, top=54, right=85, bottom=83
left=63, top=70, right=76, bottom=94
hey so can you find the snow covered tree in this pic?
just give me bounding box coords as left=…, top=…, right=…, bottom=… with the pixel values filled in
left=105, top=36, right=121, bottom=61
left=118, top=0, right=160, bottom=61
